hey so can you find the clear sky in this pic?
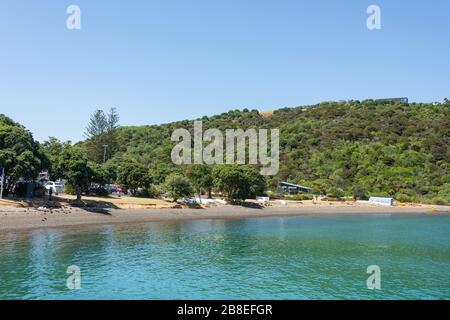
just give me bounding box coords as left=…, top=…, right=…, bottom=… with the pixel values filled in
left=0, top=0, right=449, bottom=142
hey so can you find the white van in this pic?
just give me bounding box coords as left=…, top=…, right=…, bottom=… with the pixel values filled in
left=45, top=181, right=62, bottom=195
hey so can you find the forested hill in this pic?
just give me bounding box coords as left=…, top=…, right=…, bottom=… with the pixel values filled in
left=107, top=100, right=449, bottom=203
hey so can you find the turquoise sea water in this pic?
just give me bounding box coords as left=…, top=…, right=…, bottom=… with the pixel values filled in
left=0, top=214, right=449, bottom=299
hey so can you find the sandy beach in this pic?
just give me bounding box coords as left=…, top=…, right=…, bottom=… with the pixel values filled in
left=1, top=202, right=449, bottom=232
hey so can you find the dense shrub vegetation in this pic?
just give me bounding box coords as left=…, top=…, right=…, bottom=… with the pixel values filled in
left=102, top=100, right=449, bottom=203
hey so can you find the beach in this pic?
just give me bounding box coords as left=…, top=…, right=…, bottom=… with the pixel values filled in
left=1, top=202, right=449, bottom=232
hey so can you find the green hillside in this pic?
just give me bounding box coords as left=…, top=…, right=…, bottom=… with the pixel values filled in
left=100, top=100, right=449, bottom=204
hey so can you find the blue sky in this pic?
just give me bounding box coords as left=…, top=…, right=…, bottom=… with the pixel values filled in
left=0, top=0, right=449, bottom=142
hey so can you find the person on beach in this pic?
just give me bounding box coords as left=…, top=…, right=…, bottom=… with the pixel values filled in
left=48, top=186, right=53, bottom=201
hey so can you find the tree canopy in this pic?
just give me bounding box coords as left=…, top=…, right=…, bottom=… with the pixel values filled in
left=163, top=173, right=193, bottom=202
left=186, top=164, right=213, bottom=197
left=84, top=108, right=120, bottom=163
left=52, top=147, right=92, bottom=201
left=116, top=161, right=151, bottom=195
left=0, top=114, right=46, bottom=194
left=212, top=165, right=266, bottom=201
left=98, top=100, right=448, bottom=204
left=3, top=99, right=449, bottom=205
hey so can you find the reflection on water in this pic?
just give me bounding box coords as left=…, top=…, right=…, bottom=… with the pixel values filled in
left=0, top=214, right=449, bottom=299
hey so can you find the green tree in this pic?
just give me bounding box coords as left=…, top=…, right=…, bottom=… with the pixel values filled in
left=41, top=137, right=71, bottom=156
left=212, top=165, right=266, bottom=202
left=163, top=173, right=193, bottom=202
left=186, top=164, right=213, bottom=198
left=326, top=186, right=345, bottom=199
left=88, top=162, right=109, bottom=185
left=41, top=137, right=72, bottom=177
left=85, top=110, right=108, bottom=138
left=311, top=179, right=330, bottom=195
left=351, top=185, right=369, bottom=200
left=53, top=147, right=92, bottom=201
left=116, top=161, right=151, bottom=195
left=0, top=115, right=46, bottom=195
left=151, top=162, right=179, bottom=184
left=102, top=158, right=120, bottom=183
left=84, top=108, right=120, bottom=163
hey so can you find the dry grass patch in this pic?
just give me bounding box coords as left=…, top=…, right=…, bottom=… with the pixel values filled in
left=260, top=110, right=274, bottom=118
left=0, top=199, right=29, bottom=208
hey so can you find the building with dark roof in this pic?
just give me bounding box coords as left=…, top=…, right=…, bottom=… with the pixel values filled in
left=278, top=182, right=313, bottom=195
left=375, top=97, right=408, bottom=104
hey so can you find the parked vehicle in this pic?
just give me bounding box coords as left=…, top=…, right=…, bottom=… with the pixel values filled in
left=105, top=184, right=117, bottom=193
left=54, top=180, right=64, bottom=193
left=44, top=181, right=59, bottom=195
left=105, top=184, right=124, bottom=195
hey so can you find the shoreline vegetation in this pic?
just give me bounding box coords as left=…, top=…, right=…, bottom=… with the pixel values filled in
left=1, top=100, right=449, bottom=223
left=1, top=196, right=449, bottom=232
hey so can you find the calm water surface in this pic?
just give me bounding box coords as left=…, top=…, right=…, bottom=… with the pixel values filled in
left=0, top=214, right=449, bottom=299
